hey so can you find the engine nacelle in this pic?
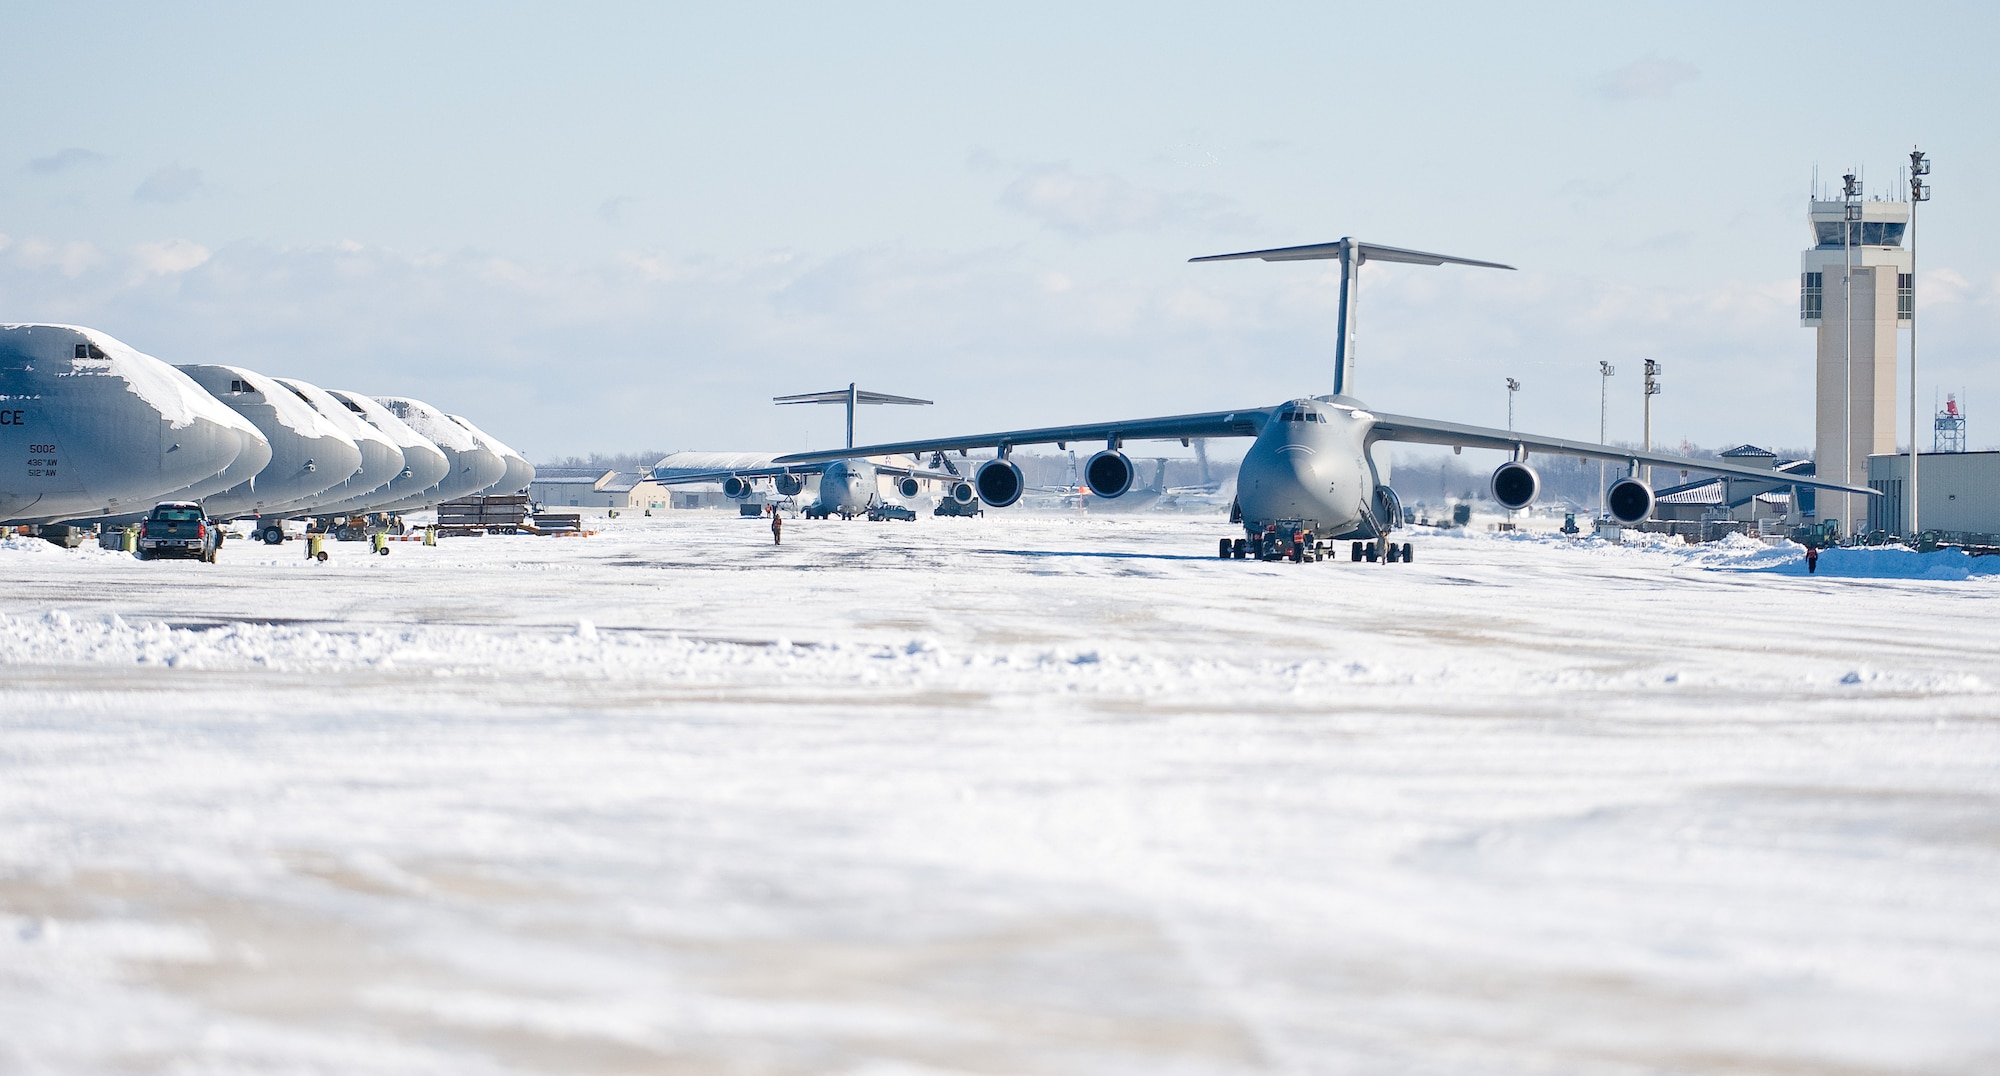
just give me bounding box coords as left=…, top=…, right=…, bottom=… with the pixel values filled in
left=773, top=473, right=805, bottom=497
left=1083, top=450, right=1135, bottom=498
left=722, top=475, right=755, bottom=500
left=948, top=481, right=976, bottom=506
left=1373, top=485, right=1404, bottom=533
left=1605, top=477, right=1654, bottom=524
left=1489, top=461, right=1539, bottom=510
left=896, top=476, right=921, bottom=498
left=975, top=458, right=1024, bottom=507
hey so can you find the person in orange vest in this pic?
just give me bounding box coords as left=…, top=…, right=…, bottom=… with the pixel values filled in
left=1805, top=544, right=1819, bottom=574
left=770, top=505, right=783, bottom=546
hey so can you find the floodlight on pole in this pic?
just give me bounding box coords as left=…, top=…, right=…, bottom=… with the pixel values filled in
left=1908, top=148, right=1930, bottom=543
left=1598, top=361, right=1615, bottom=517
left=1643, top=360, right=1661, bottom=484
left=1840, top=170, right=1860, bottom=531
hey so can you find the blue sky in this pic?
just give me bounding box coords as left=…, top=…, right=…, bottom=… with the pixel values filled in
left=2, top=2, right=1995, bottom=459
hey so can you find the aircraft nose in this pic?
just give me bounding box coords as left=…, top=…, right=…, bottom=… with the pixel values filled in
left=164, top=416, right=251, bottom=492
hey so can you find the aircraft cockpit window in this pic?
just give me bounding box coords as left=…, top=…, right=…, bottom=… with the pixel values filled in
left=73, top=343, right=107, bottom=360
left=341, top=400, right=365, bottom=413
left=228, top=379, right=258, bottom=395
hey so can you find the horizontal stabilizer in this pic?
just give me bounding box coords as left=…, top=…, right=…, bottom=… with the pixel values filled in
left=1191, top=239, right=1514, bottom=271
left=774, top=389, right=933, bottom=406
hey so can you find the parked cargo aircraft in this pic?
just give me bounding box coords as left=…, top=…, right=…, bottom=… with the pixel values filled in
left=325, top=390, right=452, bottom=506
left=176, top=364, right=364, bottom=519
left=778, top=240, right=1877, bottom=560
left=3, top=318, right=534, bottom=534
left=652, top=384, right=969, bottom=519
left=0, top=325, right=264, bottom=526
left=446, top=414, right=533, bottom=495
left=373, top=396, right=508, bottom=507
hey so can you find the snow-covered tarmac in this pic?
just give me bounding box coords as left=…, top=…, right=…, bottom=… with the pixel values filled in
left=2, top=514, right=1997, bottom=1074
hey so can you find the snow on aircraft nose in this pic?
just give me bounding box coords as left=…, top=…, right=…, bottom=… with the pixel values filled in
left=1, top=324, right=259, bottom=525
left=278, top=377, right=407, bottom=512
left=373, top=396, right=506, bottom=505
left=446, top=413, right=535, bottom=495
left=328, top=389, right=450, bottom=505
left=177, top=364, right=365, bottom=518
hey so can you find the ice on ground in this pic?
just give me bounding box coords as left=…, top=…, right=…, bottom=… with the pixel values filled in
left=2, top=513, right=1998, bottom=1075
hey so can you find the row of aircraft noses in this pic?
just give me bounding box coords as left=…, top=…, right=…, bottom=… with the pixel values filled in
left=0, top=323, right=535, bottom=527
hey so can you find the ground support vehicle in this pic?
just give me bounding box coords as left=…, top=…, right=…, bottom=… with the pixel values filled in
left=867, top=504, right=917, bottom=522
left=136, top=502, right=220, bottom=563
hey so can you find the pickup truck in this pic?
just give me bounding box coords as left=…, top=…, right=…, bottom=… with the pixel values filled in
left=136, top=502, right=220, bottom=563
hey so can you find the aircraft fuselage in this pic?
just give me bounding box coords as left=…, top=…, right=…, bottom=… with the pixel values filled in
left=814, top=459, right=879, bottom=518
left=1232, top=396, right=1379, bottom=539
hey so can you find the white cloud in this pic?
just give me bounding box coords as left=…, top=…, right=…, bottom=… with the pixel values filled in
left=131, top=239, right=212, bottom=277
left=13, top=237, right=102, bottom=277
left=1597, top=57, right=1698, bottom=100
left=133, top=165, right=205, bottom=204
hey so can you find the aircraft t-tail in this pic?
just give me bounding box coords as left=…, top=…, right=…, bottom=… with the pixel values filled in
left=776, top=239, right=1877, bottom=562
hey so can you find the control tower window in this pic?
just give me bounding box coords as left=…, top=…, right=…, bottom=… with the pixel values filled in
left=1898, top=274, right=1913, bottom=319
left=1813, top=221, right=1907, bottom=249
left=1800, top=272, right=1823, bottom=320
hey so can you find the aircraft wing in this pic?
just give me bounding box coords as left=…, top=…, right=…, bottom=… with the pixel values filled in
left=1366, top=411, right=1880, bottom=496
left=775, top=406, right=1271, bottom=466
left=870, top=464, right=965, bottom=482
left=650, top=464, right=825, bottom=486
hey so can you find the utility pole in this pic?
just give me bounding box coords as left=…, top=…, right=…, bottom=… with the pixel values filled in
left=1643, top=360, right=1661, bottom=485
left=1598, top=361, right=1615, bottom=517
left=1841, top=170, right=1861, bottom=533
left=1506, top=377, right=1520, bottom=431
left=1908, top=149, right=1931, bottom=542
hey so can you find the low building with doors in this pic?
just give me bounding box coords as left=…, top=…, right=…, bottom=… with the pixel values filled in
left=528, top=467, right=671, bottom=511
left=1867, top=451, right=2000, bottom=539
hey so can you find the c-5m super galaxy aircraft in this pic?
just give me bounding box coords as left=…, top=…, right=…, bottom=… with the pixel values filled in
left=778, top=239, right=1877, bottom=561
left=0, top=322, right=534, bottom=532
left=653, top=384, right=971, bottom=519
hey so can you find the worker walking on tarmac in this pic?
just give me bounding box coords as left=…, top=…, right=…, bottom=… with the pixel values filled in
left=770, top=505, right=783, bottom=546
left=1806, top=544, right=1819, bottom=574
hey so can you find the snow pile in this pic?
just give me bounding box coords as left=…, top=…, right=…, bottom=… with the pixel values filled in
left=1742, top=542, right=2000, bottom=580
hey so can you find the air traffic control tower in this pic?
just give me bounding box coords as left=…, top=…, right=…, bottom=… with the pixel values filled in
left=1800, top=192, right=1911, bottom=530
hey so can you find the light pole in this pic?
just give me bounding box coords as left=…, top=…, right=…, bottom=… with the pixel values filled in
left=1841, top=170, right=1861, bottom=533
left=1598, top=361, right=1615, bottom=516
left=1506, top=377, right=1520, bottom=431
left=1643, top=360, right=1661, bottom=485
left=1908, top=148, right=1931, bottom=542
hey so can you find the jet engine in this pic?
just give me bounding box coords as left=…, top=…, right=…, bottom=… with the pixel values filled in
left=948, top=481, right=977, bottom=506
left=722, top=476, right=755, bottom=500
left=1083, top=450, right=1135, bottom=498
left=897, top=476, right=921, bottom=498
left=773, top=473, right=805, bottom=497
left=1489, top=461, right=1539, bottom=511
left=975, top=458, right=1024, bottom=507
left=1605, top=477, right=1654, bottom=524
